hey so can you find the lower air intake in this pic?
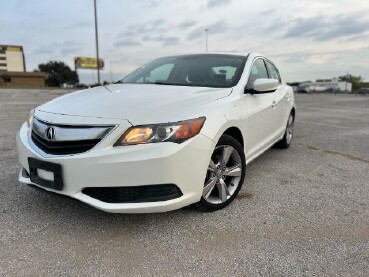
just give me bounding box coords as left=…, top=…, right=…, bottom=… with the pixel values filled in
left=82, top=184, right=183, bottom=203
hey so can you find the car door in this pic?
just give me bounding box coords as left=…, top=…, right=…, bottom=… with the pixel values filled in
left=265, top=60, right=290, bottom=137
left=243, top=58, right=277, bottom=160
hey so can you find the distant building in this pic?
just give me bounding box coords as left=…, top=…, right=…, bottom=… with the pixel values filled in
left=0, top=44, right=46, bottom=87
left=0, top=71, right=46, bottom=87
left=0, top=45, right=26, bottom=72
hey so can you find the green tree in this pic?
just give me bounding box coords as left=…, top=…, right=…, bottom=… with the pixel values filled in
left=36, top=61, right=79, bottom=87
left=339, top=74, right=363, bottom=91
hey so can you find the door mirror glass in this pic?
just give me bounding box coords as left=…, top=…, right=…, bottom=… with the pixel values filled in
left=253, top=78, right=279, bottom=93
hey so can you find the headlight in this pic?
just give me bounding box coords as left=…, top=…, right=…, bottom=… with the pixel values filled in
left=114, top=117, right=206, bottom=146
left=27, top=109, right=35, bottom=127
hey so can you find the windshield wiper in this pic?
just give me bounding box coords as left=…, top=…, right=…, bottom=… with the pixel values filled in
left=153, top=82, right=194, bottom=86
left=154, top=81, right=170, bottom=85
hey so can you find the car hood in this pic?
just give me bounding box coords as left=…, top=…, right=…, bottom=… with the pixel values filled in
left=37, top=84, right=232, bottom=125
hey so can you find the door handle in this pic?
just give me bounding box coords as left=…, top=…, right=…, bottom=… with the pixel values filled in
left=272, top=100, right=277, bottom=109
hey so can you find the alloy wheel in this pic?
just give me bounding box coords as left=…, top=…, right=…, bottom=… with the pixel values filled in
left=203, top=145, right=243, bottom=204
left=286, top=115, right=294, bottom=145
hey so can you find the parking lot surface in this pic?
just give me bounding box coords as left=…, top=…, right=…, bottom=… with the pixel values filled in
left=1, top=89, right=368, bottom=276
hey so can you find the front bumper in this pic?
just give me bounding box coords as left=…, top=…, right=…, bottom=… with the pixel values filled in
left=17, top=122, right=215, bottom=213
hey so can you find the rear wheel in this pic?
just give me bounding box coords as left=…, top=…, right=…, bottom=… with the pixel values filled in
left=196, top=135, right=246, bottom=211
left=275, top=113, right=294, bottom=149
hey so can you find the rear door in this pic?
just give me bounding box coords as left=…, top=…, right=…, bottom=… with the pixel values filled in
left=243, top=58, right=276, bottom=159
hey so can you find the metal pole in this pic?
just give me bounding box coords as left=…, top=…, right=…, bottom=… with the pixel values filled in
left=345, top=73, right=348, bottom=92
left=94, top=0, right=100, bottom=84
left=74, top=59, right=78, bottom=85
left=204, top=29, right=209, bottom=52
left=110, top=61, right=113, bottom=83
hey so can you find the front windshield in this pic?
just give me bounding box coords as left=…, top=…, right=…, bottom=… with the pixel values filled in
left=119, top=54, right=247, bottom=88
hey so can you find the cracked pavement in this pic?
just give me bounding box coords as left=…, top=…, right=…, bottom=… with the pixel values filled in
left=0, top=89, right=368, bottom=276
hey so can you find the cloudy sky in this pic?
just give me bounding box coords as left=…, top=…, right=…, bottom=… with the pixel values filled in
left=1, top=0, right=369, bottom=84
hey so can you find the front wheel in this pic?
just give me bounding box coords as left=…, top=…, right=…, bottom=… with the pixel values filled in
left=195, top=135, right=246, bottom=211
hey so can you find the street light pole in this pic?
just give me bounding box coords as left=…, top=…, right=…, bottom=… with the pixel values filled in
left=204, top=29, right=209, bottom=52
left=94, top=0, right=101, bottom=84
left=110, top=61, right=113, bottom=83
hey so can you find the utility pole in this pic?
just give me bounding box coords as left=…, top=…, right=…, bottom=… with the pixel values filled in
left=110, top=61, right=113, bottom=83
left=346, top=73, right=349, bottom=92
left=204, top=29, right=209, bottom=52
left=94, top=0, right=100, bottom=84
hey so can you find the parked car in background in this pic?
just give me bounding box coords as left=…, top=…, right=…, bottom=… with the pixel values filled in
left=297, top=79, right=352, bottom=94
left=17, top=53, right=295, bottom=213
left=358, top=88, right=369, bottom=95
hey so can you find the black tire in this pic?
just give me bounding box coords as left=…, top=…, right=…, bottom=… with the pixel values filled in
left=195, top=134, right=246, bottom=212
left=274, top=113, right=294, bottom=149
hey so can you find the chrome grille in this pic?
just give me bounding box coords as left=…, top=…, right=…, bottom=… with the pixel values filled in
left=31, top=118, right=114, bottom=155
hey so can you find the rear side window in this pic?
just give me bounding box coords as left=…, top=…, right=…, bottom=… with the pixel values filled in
left=266, top=61, right=281, bottom=83
left=247, top=59, right=268, bottom=89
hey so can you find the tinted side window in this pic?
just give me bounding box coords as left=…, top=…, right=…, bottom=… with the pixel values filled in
left=266, top=61, right=281, bottom=83
left=247, top=59, right=268, bottom=89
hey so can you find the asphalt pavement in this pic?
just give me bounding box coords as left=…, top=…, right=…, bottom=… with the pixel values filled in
left=0, top=89, right=368, bottom=276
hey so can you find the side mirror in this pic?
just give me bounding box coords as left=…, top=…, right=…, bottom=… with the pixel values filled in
left=252, top=78, right=279, bottom=93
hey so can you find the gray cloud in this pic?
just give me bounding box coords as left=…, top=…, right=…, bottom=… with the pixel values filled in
left=207, top=0, right=232, bottom=8
left=142, top=35, right=180, bottom=46
left=188, top=27, right=207, bottom=41
left=117, top=30, right=136, bottom=37
left=73, top=21, right=91, bottom=28
left=284, top=14, right=369, bottom=41
left=283, top=56, right=306, bottom=63
left=177, top=20, right=197, bottom=30
left=60, top=46, right=82, bottom=56
left=64, top=21, right=92, bottom=29
left=114, top=40, right=141, bottom=47
left=125, top=18, right=167, bottom=35
left=115, top=19, right=168, bottom=48
left=115, top=19, right=171, bottom=47
left=260, top=9, right=276, bottom=15
left=152, top=18, right=165, bottom=26
left=284, top=16, right=322, bottom=37
left=2, top=0, right=369, bottom=83
left=188, top=20, right=229, bottom=41
left=344, top=33, right=369, bottom=41
left=32, top=41, right=83, bottom=57
left=32, top=46, right=54, bottom=56
left=135, top=0, right=159, bottom=8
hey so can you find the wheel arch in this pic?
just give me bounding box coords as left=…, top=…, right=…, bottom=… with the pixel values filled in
left=222, top=127, right=244, bottom=149
left=291, top=107, right=296, bottom=119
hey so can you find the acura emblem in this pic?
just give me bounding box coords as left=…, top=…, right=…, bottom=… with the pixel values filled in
left=45, top=126, right=56, bottom=141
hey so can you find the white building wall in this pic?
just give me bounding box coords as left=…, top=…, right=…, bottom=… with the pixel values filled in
left=6, top=50, right=24, bottom=72
left=337, top=82, right=352, bottom=92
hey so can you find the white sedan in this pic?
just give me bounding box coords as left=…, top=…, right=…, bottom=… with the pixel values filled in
left=17, top=53, right=295, bottom=213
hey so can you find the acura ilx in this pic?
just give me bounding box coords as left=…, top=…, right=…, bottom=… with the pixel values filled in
left=17, top=53, right=295, bottom=213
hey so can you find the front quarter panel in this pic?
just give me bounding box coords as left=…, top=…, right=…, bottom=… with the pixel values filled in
left=173, top=87, right=248, bottom=150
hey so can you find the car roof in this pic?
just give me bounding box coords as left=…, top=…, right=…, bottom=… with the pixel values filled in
left=206, top=51, right=250, bottom=57
left=157, top=52, right=253, bottom=60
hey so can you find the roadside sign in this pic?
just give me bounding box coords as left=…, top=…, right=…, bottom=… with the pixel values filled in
left=74, top=57, right=104, bottom=70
